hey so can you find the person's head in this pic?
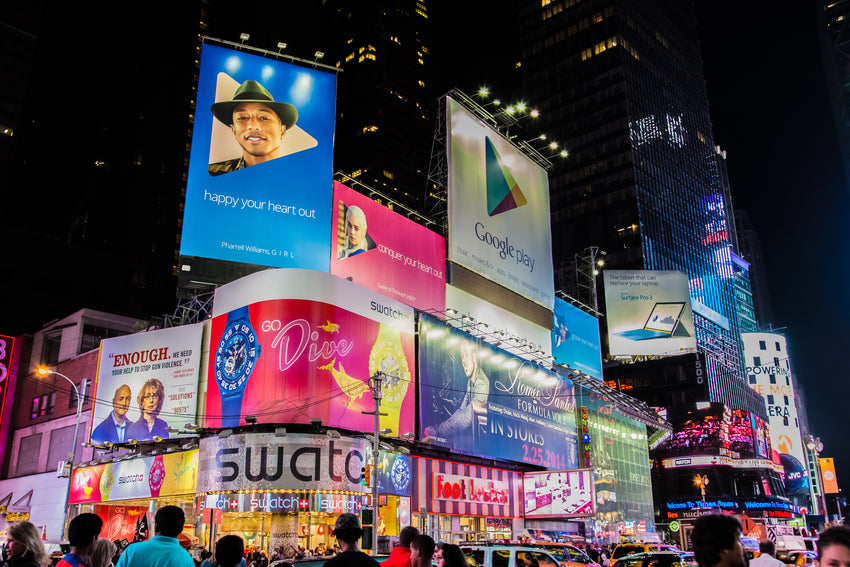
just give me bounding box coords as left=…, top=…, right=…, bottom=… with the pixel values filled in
left=759, top=540, right=776, bottom=557
left=399, top=526, right=420, bottom=548
left=331, top=513, right=364, bottom=545
left=90, top=538, right=117, bottom=567
left=344, top=206, right=367, bottom=250
left=154, top=505, right=185, bottom=538
left=138, top=378, right=164, bottom=417
left=411, top=534, right=436, bottom=566
left=5, top=521, right=49, bottom=565
left=68, top=513, right=103, bottom=549
left=691, top=514, right=745, bottom=567
left=215, top=535, right=245, bottom=567
left=201, top=550, right=213, bottom=560
left=112, top=385, right=132, bottom=420
left=437, top=543, right=465, bottom=567
left=816, top=526, right=850, bottom=567
left=460, top=340, right=478, bottom=379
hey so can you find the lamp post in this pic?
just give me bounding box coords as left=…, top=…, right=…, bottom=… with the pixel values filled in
left=365, top=372, right=387, bottom=556
left=806, top=436, right=829, bottom=521
left=37, top=366, right=84, bottom=537
left=695, top=474, right=709, bottom=507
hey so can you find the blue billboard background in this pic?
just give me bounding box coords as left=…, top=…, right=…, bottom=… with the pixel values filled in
left=552, top=297, right=603, bottom=380
left=418, top=314, right=578, bottom=468
left=181, top=44, right=336, bottom=270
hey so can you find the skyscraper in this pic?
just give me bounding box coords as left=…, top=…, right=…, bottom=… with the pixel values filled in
left=517, top=0, right=763, bottom=415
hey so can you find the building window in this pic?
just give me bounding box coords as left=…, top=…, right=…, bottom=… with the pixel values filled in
left=775, top=341, right=781, bottom=350
left=767, top=395, right=774, bottom=404
left=774, top=356, right=780, bottom=366
left=31, top=393, right=56, bottom=418
left=783, top=416, right=789, bottom=426
left=753, top=357, right=761, bottom=366
left=786, top=376, right=790, bottom=385
left=69, top=381, right=89, bottom=409
left=784, top=396, right=789, bottom=405
left=769, top=375, right=776, bottom=384
left=759, top=340, right=766, bottom=350
left=749, top=375, right=756, bottom=384
left=17, top=433, right=42, bottom=476
left=41, top=333, right=61, bottom=366
left=30, top=397, right=40, bottom=419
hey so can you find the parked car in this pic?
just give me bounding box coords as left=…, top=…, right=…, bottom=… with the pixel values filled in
left=610, top=545, right=681, bottom=562
left=463, top=545, right=563, bottom=567
left=779, top=551, right=818, bottom=566
left=533, top=543, right=601, bottom=567
left=611, top=550, right=697, bottom=567
left=270, top=555, right=391, bottom=567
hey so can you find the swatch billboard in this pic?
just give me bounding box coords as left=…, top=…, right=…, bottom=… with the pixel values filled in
left=446, top=97, right=554, bottom=309
left=418, top=314, right=578, bottom=467
left=330, top=181, right=446, bottom=312
left=181, top=43, right=336, bottom=270
left=91, top=324, right=204, bottom=444
left=206, top=269, right=415, bottom=436
left=552, top=297, right=603, bottom=380
left=603, top=270, right=697, bottom=357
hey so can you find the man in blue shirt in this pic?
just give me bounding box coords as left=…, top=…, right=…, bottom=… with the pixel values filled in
left=116, top=506, right=194, bottom=567
left=91, top=385, right=133, bottom=444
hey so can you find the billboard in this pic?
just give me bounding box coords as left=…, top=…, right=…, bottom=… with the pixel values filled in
left=418, top=314, right=578, bottom=466
left=552, top=298, right=602, bottom=380
left=523, top=469, right=595, bottom=518
left=206, top=269, right=415, bottom=436
left=820, top=458, right=840, bottom=494
left=91, top=324, right=204, bottom=444
left=330, top=181, right=446, bottom=312
left=180, top=43, right=336, bottom=270
left=446, top=96, right=554, bottom=309
left=603, top=270, right=697, bottom=357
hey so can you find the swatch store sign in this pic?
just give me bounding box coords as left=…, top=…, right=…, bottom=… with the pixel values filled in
left=200, top=492, right=363, bottom=515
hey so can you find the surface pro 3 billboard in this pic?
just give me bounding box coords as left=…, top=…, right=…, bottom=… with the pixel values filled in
left=418, top=314, right=577, bottom=467
left=603, top=270, right=697, bottom=357
left=446, top=97, right=554, bottom=309
left=181, top=43, right=336, bottom=270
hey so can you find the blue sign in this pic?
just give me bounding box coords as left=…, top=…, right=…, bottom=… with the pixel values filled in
left=181, top=44, right=336, bottom=270
left=552, top=297, right=603, bottom=380
left=418, top=314, right=578, bottom=467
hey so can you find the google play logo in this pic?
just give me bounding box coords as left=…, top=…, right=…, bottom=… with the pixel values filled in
left=485, top=136, right=527, bottom=216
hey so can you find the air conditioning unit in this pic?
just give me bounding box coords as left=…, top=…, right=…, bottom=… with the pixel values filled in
left=56, top=461, right=71, bottom=478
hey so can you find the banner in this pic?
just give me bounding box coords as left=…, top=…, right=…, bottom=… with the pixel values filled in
left=821, top=458, right=840, bottom=494
left=91, top=324, right=204, bottom=444
left=603, top=270, right=697, bottom=357
left=551, top=298, right=602, bottom=379
left=181, top=43, right=336, bottom=270
left=330, top=181, right=445, bottom=312
left=418, top=314, right=577, bottom=466
left=447, top=97, right=554, bottom=309
left=206, top=269, right=415, bottom=435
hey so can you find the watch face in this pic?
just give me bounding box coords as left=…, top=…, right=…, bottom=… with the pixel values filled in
left=390, top=455, right=411, bottom=493
left=216, top=319, right=260, bottom=392
left=149, top=456, right=166, bottom=495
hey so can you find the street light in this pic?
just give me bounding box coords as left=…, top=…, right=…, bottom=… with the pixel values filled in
left=362, top=372, right=389, bottom=555
left=806, top=435, right=829, bottom=520
left=695, top=474, right=709, bottom=507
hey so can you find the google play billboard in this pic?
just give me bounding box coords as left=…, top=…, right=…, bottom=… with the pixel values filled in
left=446, top=97, right=554, bottom=310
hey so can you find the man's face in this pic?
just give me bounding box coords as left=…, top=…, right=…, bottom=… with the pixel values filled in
left=817, top=544, right=850, bottom=567
left=410, top=545, right=421, bottom=566
left=230, top=102, right=286, bottom=163
left=461, top=342, right=477, bottom=378
left=113, top=386, right=132, bottom=418
left=345, top=215, right=365, bottom=248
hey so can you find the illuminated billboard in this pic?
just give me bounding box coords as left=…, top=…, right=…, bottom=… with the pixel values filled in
left=180, top=43, right=336, bottom=270
left=603, top=270, right=697, bottom=357
left=446, top=97, right=554, bottom=309
left=330, top=181, right=446, bottom=312
left=91, top=324, right=204, bottom=444
left=523, top=469, right=595, bottom=518
left=418, top=314, right=578, bottom=466
left=821, top=458, right=840, bottom=494
left=552, top=297, right=602, bottom=380
left=205, top=269, right=415, bottom=436
left=663, top=404, right=769, bottom=460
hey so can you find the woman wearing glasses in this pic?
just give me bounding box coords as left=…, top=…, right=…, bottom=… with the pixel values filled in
left=127, top=378, right=170, bottom=441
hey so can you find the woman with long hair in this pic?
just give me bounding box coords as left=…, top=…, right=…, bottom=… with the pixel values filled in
left=89, top=538, right=117, bottom=567
left=2, top=521, right=49, bottom=567
left=435, top=543, right=466, bottom=567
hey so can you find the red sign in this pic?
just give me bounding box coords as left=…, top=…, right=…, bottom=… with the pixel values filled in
left=201, top=507, right=222, bottom=524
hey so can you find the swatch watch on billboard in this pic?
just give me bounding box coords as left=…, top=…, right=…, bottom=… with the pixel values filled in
left=207, top=269, right=415, bottom=435
left=446, top=96, right=554, bottom=309
left=418, top=314, right=578, bottom=467
left=330, top=181, right=446, bottom=312
left=180, top=43, right=337, bottom=270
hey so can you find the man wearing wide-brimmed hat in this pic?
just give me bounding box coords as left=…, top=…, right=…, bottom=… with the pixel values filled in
left=324, top=513, right=379, bottom=567
left=209, top=80, right=298, bottom=176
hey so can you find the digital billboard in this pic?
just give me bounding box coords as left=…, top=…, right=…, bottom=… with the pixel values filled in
left=821, top=458, right=840, bottom=494
left=91, top=324, right=204, bottom=444
left=418, top=314, right=578, bottom=467
left=446, top=97, right=554, bottom=309
left=603, top=270, right=697, bottom=357
left=180, top=43, right=336, bottom=270
left=552, top=298, right=602, bottom=380
left=330, top=181, right=446, bottom=312
left=206, top=269, right=415, bottom=436
left=523, top=469, right=595, bottom=518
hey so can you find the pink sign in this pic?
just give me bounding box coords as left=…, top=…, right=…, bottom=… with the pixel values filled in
left=330, top=181, right=446, bottom=312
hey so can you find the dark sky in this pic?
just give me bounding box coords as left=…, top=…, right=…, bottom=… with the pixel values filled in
left=695, top=0, right=850, bottom=494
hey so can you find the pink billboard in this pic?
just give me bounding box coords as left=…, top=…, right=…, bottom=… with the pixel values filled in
left=206, top=269, right=416, bottom=436
left=330, top=181, right=446, bottom=312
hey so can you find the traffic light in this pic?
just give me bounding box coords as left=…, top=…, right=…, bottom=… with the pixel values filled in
left=364, top=464, right=372, bottom=488
left=360, top=467, right=366, bottom=486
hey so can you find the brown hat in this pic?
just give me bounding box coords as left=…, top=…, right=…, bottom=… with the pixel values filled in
left=332, top=513, right=362, bottom=535
left=211, top=80, right=298, bottom=129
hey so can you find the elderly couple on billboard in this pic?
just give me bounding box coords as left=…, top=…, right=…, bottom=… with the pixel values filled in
left=91, top=379, right=170, bottom=444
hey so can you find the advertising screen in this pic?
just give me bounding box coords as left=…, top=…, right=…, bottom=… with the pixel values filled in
left=523, top=469, right=595, bottom=518
left=603, top=270, right=697, bottom=357
left=205, top=269, right=415, bottom=436
left=418, top=314, right=578, bottom=467
left=821, top=458, right=840, bottom=494
left=446, top=97, right=554, bottom=309
left=91, top=324, right=204, bottom=444
left=330, top=181, right=446, bottom=312
left=180, top=43, right=336, bottom=270
left=552, top=298, right=602, bottom=380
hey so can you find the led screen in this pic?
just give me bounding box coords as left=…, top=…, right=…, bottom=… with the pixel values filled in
left=523, top=469, right=595, bottom=518
left=552, top=297, right=602, bottom=379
